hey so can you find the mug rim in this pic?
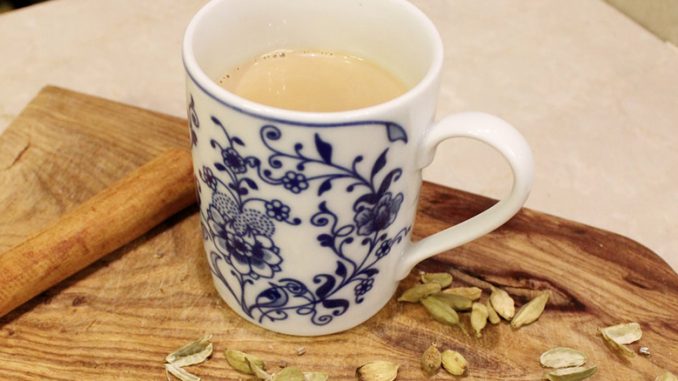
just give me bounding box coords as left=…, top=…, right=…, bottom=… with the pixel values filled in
left=182, top=0, right=443, bottom=123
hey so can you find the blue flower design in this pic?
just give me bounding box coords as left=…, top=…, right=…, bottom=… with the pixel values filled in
left=354, top=192, right=404, bottom=236
left=375, top=239, right=392, bottom=259
left=208, top=196, right=281, bottom=280
left=265, top=200, right=291, bottom=222
left=281, top=171, right=309, bottom=193
left=354, top=278, right=374, bottom=297
left=222, top=147, right=247, bottom=174
left=200, top=166, right=217, bottom=190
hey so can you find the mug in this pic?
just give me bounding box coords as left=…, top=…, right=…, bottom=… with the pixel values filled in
left=183, top=0, right=534, bottom=336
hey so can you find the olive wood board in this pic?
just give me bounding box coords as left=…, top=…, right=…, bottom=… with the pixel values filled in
left=0, top=86, right=676, bottom=380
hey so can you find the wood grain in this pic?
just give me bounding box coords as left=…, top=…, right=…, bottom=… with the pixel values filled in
left=0, top=86, right=676, bottom=380
left=0, top=148, right=195, bottom=318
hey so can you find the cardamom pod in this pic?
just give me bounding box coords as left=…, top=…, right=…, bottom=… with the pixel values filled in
left=356, top=360, right=399, bottom=381
left=272, top=367, right=305, bottom=381
left=303, top=372, right=329, bottom=381
left=490, top=286, right=515, bottom=320
left=398, top=283, right=442, bottom=303
left=599, top=322, right=641, bottom=358
left=485, top=301, right=501, bottom=324
left=656, top=371, right=678, bottom=381
left=431, top=293, right=472, bottom=311
left=511, top=291, right=550, bottom=328
left=165, top=363, right=200, bottom=381
left=420, top=344, right=442, bottom=376
left=600, top=322, right=642, bottom=344
left=471, top=302, right=489, bottom=337
left=421, top=272, right=453, bottom=288
left=420, top=296, right=460, bottom=327
left=225, top=349, right=266, bottom=375
left=443, top=286, right=482, bottom=301
left=247, top=356, right=272, bottom=380
left=539, top=347, right=587, bottom=369
left=170, top=343, right=213, bottom=368
left=441, top=350, right=467, bottom=376
left=544, top=365, right=597, bottom=381
left=166, top=334, right=213, bottom=363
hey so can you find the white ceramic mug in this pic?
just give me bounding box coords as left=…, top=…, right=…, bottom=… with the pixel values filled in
left=183, top=0, right=534, bottom=336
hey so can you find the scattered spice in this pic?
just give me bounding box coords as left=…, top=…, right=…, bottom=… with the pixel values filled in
left=225, top=349, right=266, bottom=375
left=544, top=365, right=597, bottom=381
left=471, top=302, right=489, bottom=337
left=420, top=344, right=441, bottom=376
left=420, top=272, right=453, bottom=288
left=485, top=301, right=501, bottom=325
left=398, top=283, right=442, bottom=303
left=165, top=334, right=213, bottom=381
left=420, top=296, right=461, bottom=329
left=296, top=347, right=306, bottom=356
left=656, top=371, right=678, bottom=381
left=490, top=286, right=515, bottom=320
left=639, top=346, right=651, bottom=356
left=511, top=292, right=550, bottom=329
left=443, top=287, right=482, bottom=301
left=599, top=322, right=642, bottom=357
left=431, top=293, right=472, bottom=311
left=441, top=350, right=467, bottom=376
left=356, top=360, right=399, bottom=381
left=539, top=347, right=587, bottom=369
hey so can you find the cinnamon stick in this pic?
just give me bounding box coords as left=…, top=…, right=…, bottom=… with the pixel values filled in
left=0, top=148, right=196, bottom=318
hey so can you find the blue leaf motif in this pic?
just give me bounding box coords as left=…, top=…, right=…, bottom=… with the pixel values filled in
left=315, top=133, right=333, bottom=163
left=314, top=274, right=336, bottom=298
left=322, top=298, right=349, bottom=315
left=242, top=178, right=258, bottom=190
left=318, top=178, right=332, bottom=196
left=335, top=261, right=347, bottom=278
left=371, top=149, right=388, bottom=179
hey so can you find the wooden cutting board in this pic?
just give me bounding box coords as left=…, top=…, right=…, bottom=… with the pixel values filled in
left=0, top=86, right=676, bottom=380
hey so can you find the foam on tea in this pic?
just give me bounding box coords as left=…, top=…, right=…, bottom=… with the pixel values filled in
left=218, top=49, right=408, bottom=112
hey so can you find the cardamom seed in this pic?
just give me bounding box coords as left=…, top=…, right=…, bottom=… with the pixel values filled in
left=166, top=334, right=213, bottom=364
left=443, top=286, right=482, bottom=301
left=272, top=367, right=305, bottom=381
left=539, top=347, right=587, bottom=369
left=165, top=363, right=200, bottom=381
left=600, top=322, right=642, bottom=344
left=431, top=293, right=472, bottom=311
left=599, top=322, right=641, bottom=358
left=656, top=371, right=678, bottom=381
left=421, top=272, right=453, bottom=288
left=356, top=360, right=399, bottom=381
left=225, top=349, right=266, bottom=375
left=420, top=344, right=441, bottom=376
left=544, top=365, right=597, bottom=381
left=490, top=286, right=515, bottom=320
left=420, top=296, right=460, bottom=327
left=485, top=301, right=501, bottom=324
left=303, top=371, right=329, bottom=381
left=511, top=291, right=550, bottom=328
left=639, top=346, right=650, bottom=356
left=471, top=302, right=489, bottom=337
left=441, top=350, right=468, bottom=376
left=398, top=283, right=442, bottom=303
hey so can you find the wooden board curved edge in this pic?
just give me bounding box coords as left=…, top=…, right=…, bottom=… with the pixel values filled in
left=0, top=86, right=676, bottom=380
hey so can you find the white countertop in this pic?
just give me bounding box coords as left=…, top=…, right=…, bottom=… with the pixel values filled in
left=1, top=0, right=676, bottom=271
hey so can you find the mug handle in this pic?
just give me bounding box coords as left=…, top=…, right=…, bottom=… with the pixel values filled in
left=396, top=112, right=534, bottom=280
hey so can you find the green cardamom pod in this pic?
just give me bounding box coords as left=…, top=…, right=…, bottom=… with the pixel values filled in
left=225, top=349, right=266, bottom=375
left=421, top=296, right=460, bottom=327
left=471, top=302, right=489, bottom=337
left=656, top=371, right=678, bottom=381
left=165, top=363, right=200, bottom=381
left=443, top=286, right=482, bottom=301
left=303, top=371, right=329, bottom=381
left=441, top=350, right=468, bottom=376
left=272, top=367, right=305, bottom=381
left=544, top=365, right=597, bottom=381
left=355, top=360, right=399, bottom=381
left=539, top=347, right=587, bottom=369
left=398, top=283, right=442, bottom=303
left=485, top=300, right=501, bottom=324
left=598, top=322, right=641, bottom=358
left=431, top=293, right=472, bottom=311
left=420, top=272, right=453, bottom=288
left=420, top=344, right=441, bottom=376
left=490, top=286, right=515, bottom=320
left=166, top=334, right=213, bottom=363
left=511, top=291, right=550, bottom=328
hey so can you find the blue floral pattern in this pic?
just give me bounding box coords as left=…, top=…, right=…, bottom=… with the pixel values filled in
left=192, top=98, right=410, bottom=326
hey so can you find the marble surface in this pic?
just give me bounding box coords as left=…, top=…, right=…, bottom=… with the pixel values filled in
left=1, top=0, right=676, bottom=271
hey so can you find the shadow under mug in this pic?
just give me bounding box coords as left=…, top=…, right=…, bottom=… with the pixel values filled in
left=183, top=0, right=534, bottom=336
